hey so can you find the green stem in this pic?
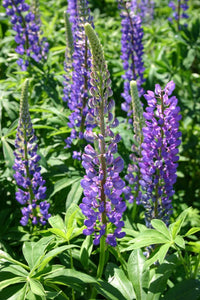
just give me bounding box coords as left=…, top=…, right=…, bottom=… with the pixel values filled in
left=90, top=235, right=106, bottom=299
left=69, top=245, right=75, bottom=300
left=193, top=252, right=200, bottom=279
left=176, top=246, right=189, bottom=278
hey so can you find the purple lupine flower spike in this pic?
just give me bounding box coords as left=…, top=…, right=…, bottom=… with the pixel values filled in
left=3, top=0, right=49, bottom=70
left=118, top=0, right=145, bottom=122
left=168, top=0, right=189, bottom=30
left=139, top=81, right=182, bottom=226
left=64, top=0, right=94, bottom=160
left=80, top=23, right=126, bottom=247
left=13, top=79, right=51, bottom=226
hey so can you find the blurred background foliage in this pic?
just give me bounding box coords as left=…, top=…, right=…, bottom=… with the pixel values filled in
left=0, top=0, right=200, bottom=234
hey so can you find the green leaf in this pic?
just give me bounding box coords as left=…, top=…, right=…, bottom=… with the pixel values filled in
left=65, top=179, right=83, bottom=210
left=145, top=244, right=171, bottom=269
left=44, top=228, right=67, bottom=240
left=0, top=277, right=26, bottom=290
left=65, top=203, right=84, bottom=240
left=147, top=260, right=176, bottom=299
left=128, top=229, right=170, bottom=249
left=1, top=265, right=29, bottom=277
left=106, top=264, right=135, bottom=300
left=95, top=279, right=127, bottom=300
left=0, top=250, right=30, bottom=271
left=174, top=235, right=185, bottom=249
left=186, top=241, right=200, bottom=253
left=29, top=279, right=45, bottom=296
left=22, top=237, right=53, bottom=269
left=17, top=283, right=29, bottom=300
left=80, top=235, right=93, bottom=270
left=169, top=207, right=191, bottom=239
left=1, top=138, right=14, bottom=168
left=44, top=268, right=97, bottom=292
left=183, top=49, right=196, bottom=69
left=163, top=279, right=200, bottom=300
left=151, top=220, right=171, bottom=240
left=184, top=227, right=200, bottom=237
left=50, top=177, right=81, bottom=197
left=48, top=215, right=65, bottom=231
left=128, top=249, right=149, bottom=300
left=38, top=244, right=79, bottom=272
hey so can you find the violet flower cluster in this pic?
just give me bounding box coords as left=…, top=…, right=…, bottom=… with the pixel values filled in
left=168, top=0, right=189, bottom=29
left=118, top=0, right=145, bottom=120
left=139, top=81, right=182, bottom=226
left=13, top=79, right=51, bottom=226
left=3, top=0, right=49, bottom=70
left=131, top=0, right=155, bottom=21
left=80, top=23, right=126, bottom=247
left=64, top=0, right=94, bottom=161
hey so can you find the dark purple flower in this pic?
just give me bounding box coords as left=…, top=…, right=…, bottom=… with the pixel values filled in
left=13, top=80, right=51, bottom=226
left=139, top=81, right=181, bottom=226
left=118, top=0, right=145, bottom=121
left=79, top=23, right=126, bottom=247
left=3, top=0, right=49, bottom=70
left=64, top=0, right=94, bottom=151
left=168, top=0, right=189, bottom=29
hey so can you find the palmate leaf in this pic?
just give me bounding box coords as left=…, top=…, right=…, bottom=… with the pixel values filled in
left=126, top=229, right=170, bottom=249
left=29, top=279, right=46, bottom=296
left=22, top=236, right=54, bottom=269
left=127, top=249, right=149, bottom=300
left=105, top=263, right=135, bottom=300
left=44, top=268, right=97, bottom=292
left=50, top=177, right=81, bottom=198
left=0, top=250, right=30, bottom=271
left=147, top=259, right=176, bottom=300
left=95, top=279, right=127, bottom=300
left=150, top=219, right=171, bottom=239
left=48, top=215, right=65, bottom=231
left=80, top=235, right=93, bottom=270
left=169, top=207, right=191, bottom=239
left=65, top=179, right=83, bottom=210
left=0, top=277, right=26, bottom=290
left=37, top=244, right=79, bottom=273
left=144, top=244, right=171, bottom=269
left=1, top=138, right=15, bottom=168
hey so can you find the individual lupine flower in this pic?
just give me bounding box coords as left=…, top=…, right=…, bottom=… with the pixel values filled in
left=139, top=81, right=182, bottom=226
left=79, top=23, right=126, bottom=247
left=168, top=0, right=189, bottom=30
left=118, top=0, right=145, bottom=121
left=13, top=79, right=51, bottom=226
left=124, top=81, right=145, bottom=205
left=3, top=0, right=49, bottom=70
left=64, top=0, right=94, bottom=157
left=131, top=0, right=155, bottom=21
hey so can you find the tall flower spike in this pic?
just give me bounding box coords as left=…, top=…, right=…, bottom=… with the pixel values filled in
left=64, top=0, right=94, bottom=160
left=13, top=79, right=51, bottom=226
left=139, top=81, right=182, bottom=226
left=124, top=81, right=145, bottom=206
left=79, top=23, right=126, bottom=247
left=3, top=0, right=49, bottom=70
left=118, top=0, right=145, bottom=121
left=168, top=0, right=189, bottom=30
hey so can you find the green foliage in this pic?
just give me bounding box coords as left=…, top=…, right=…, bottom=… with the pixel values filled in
left=0, top=0, right=200, bottom=299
